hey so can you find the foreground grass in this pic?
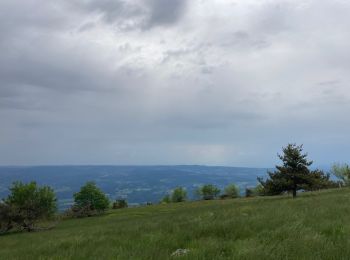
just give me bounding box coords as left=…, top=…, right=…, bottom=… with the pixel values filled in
left=1, top=188, right=350, bottom=259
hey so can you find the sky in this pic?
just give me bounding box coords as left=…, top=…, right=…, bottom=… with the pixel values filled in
left=1, top=0, right=350, bottom=167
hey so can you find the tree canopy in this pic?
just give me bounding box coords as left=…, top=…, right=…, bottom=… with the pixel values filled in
left=73, top=182, right=109, bottom=213
left=331, top=163, right=350, bottom=186
left=161, top=187, right=187, bottom=203
left=171, top=187, right=187, bottom=202
left=1, top=182, right=57, bottom=233
left=196, top=184, right=220, bottom=200
left=224, top=184, right=240, bottom=198
left=258, top=144, right=323, bottom=198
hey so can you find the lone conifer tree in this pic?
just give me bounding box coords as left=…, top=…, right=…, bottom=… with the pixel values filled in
left=258, top=144, right=313, bottom=198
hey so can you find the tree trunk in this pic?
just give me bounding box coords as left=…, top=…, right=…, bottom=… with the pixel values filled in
left=292, top=175, right=297, bottom=198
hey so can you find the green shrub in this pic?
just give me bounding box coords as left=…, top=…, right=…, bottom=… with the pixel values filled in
left=245, top=185, right=264, bottom=197
left=161, top=194, right=171, bottom=204
left=331, top=163, right=350, bottom=186
left=64, top=205, right=100, bottom=218
left=161, top=187, right=187, bottom=203
left=196, top=184, right=220, bottom=200
left=245, top=187, right=254, bottom=197
left=71, top=182, right=109, bottom=217
left=0, top=182, right=57, bottom=232
left=0, top=201, right=14, bottom=233
left=223, top=184, right=240, bottom=198
left=254, top=184, right=265, bottom=196
left=171, top=187, right=187, bottom=202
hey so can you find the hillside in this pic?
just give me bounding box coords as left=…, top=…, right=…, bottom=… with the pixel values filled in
left=1, top=188, right=350, bottom=259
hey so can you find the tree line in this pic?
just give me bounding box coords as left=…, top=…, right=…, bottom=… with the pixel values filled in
left=1, top=143, right=349, bottom=234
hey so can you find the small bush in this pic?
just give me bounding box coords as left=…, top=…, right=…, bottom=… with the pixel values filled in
left=196, top=184, right=220, bottom=200
left=254, top=184, right=265, bottom=196
left=70, top=182, right=109, bottom=217
left=331, top=163, right=350, bottom=185
left=64, top=205, right=100, bottom=218
left=0, top=201, right=14, bottom=233
left=223, top=184, right=240, bottom=199
left=161, top=187, right=187, bottom=203
left=161, top=194, right=171, bottom=204
left=245, top=185, right=265, bottom=197
left=0, top=182, right=57, bottom=233
left=113, top=199, right=128, bottom=209
left=171, top=187, right=187, bottom=202
left=219, top=194, right=230, bottom=200
left=245, top=187, right=254, bottom=197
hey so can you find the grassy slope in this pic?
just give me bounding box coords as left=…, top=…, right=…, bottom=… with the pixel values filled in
left=1, top=188, right=350, bottom=260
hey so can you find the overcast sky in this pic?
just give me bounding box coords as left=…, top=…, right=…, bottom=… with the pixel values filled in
left=1, top=0, right=350, bottom=167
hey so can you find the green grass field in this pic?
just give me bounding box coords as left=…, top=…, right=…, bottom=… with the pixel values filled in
left=1, top=188, right=350, bottom=259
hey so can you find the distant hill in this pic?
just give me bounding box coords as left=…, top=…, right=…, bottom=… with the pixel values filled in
left=0, top=165, right=268, bottom=209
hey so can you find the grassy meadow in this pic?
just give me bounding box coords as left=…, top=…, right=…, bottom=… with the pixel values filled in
left=1, top=188, right=350, bottom=259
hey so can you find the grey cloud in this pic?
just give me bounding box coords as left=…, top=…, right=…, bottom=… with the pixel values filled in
left=318, top=80, right=340, bottom=86
left=0, top=35, right=148, bottom=112
left=162, top=47, right=194, bottom=63
left=78, top=21, right=97, bottom=32
left=71, top=0, right=187, bottom=30
left=0, top=42, right=103, bottom=97
left=72, top=0, right=145, bottom=28
left=75, top=0, right=127, bottom=21
left=254, top=3, right=294, bottom=34
left=1, top=0, right=350, bottom=166
left=157, top=110, right=264, bottom=130
left=221, top=31, right=270, bottom=49
left=146, top=0, right=187, bottom=27
left=200, top=66, right=214, bottom=74
left=0, top=1, right=72, bottom=39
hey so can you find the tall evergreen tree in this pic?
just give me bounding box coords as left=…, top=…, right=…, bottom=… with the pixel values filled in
left=258, top=144, right=313, bottom=198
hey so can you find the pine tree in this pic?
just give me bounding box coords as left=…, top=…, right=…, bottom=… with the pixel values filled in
left=258, top=144, right=313, bottom=198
